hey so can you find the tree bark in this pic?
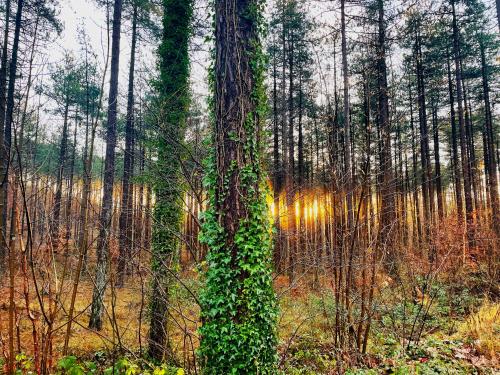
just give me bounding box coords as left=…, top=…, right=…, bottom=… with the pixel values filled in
left=271, top=39, right=282, bottom=272
left=376, top=0, right=397, bottom=275
left=148, top=0, right=193, bottom=360
left=287, top=24, right=296, bottom=281
left=200, top=1, right=277, bottom=371
left=51, top=100, right=70, bottom=249
left=409, top=84, right=422, bottom=246
left=0, top=0, right=11, bottom=254
left=117, top=3, right=138, bottom=287
left=463, top=83, right=480, bottom=216
left=496, top=0, right=500, bottom=32
left=341, top=0, right=354, bottom=231
left=2, top=0, right=24, bottom=254
left=447, top=52, right=463, bottom=222
left=65, top=114, right=78, bottom=246
left=89, top=0, right=123, bottom=330
left=480, top=42, right=500, bottom=237
left=415, top=29, right=434, bottom=235
left=432, top=105, right=444, bottom=221
left=451, top=0, right=474, bottom=248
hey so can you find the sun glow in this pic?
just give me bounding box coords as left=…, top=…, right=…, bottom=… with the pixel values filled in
left=266, top=188, right=331, bottom=230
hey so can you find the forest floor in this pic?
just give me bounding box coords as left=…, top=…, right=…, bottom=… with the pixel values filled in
left=0, top=259, right=498, bottom=374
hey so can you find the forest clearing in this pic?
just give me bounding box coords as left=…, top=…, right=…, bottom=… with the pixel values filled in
left=0, top=0, right=499, bottom=373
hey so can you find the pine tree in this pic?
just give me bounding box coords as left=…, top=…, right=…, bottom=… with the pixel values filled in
left=89, top=0, right=124, bottom=331
left=117, top=1, right=139, bottom=287
left=47, top=56, right=81, bottom=249
left=375, top=0, right=397, bottom=275
left=199, top=0, right=277, bottom=372
left=0, top=0, right=10, bottom=256
left=148, top=0, right=193, bottom=361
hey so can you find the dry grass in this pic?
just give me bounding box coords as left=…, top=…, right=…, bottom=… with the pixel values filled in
left=0, top=270, right=148, bottom=362
left=1, top=253, right=498, bottom=374
left=0, top=268, right=337, bottom=368
left=456, top=300, right=500, bottom=360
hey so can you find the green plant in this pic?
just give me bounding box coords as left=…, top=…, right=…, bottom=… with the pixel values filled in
left=57, top=356, right=92, bottom=375
left=14, top=353, right=34, bottom=375
left=148, top=0, right=194, bottom=360
left=57, top=356, right=186, bottom=375
left=198, top=0, right=278, bottom=373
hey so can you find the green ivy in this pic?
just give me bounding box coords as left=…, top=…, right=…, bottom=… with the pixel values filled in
left=149, top=0, right=194, bottom=360
left=56, top=356, right=185, bottom=375
left=198, top=0, right=278, bottom=373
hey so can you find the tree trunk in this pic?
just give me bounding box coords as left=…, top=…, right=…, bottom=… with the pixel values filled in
left=199, top=1, right=277, bottom=371
left=341, top=0, right=354, bottom=232
left=287, top=25, right=296, bottom=281
left=496, top=0, right=500, bottom=32
left=272, top=40, right=282, bottom=272
left=451, top=0, right=474, bottom=248
left=297, top=69, right=305, bottom=275
left=148, top=0, right=193, bottom=360
left=89, top=0, right=123, bottom=331
left=78, top=21, right=110, bottom=267
left=408, top=81, right=422, bottom=246
left=377, top=0, right=397, bottom=275
left=447, top=52, right=463, bottom=222
left=117, top=4, right=138, bottom=287
left=65, top=115, right=78, bottom=246
left=0, top=0, right=11, bottom=254
left=432, top=105, right=444, bottom=221
left=415, top=30, right=434, bottom=236
left=463, top=83, right=480, bottom=217
left=51, top=100, right=70, bottom=249
left=3, top=0, right=24, bottom=253
left=480, top=42, right=500, bottom=238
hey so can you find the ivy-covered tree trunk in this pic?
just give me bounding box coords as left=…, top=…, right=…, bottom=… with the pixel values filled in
left=199, top=0, right=277, bottom=373
left=148, top=0, right=193, bottom=361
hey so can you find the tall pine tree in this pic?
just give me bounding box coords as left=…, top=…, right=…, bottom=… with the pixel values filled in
left=148, top=0, right=193, bottom=361
left=199, top=0, right=277, bottom=373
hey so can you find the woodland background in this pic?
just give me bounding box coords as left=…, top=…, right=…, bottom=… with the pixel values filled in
left=0, top=0, right=499, bottom=373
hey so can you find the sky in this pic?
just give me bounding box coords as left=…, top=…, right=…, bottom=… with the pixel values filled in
left=36, top=0, right=210, bottom=155
left=55, top=0, right=209, bottom=92
left=28, top=0, right=500, bottom=158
